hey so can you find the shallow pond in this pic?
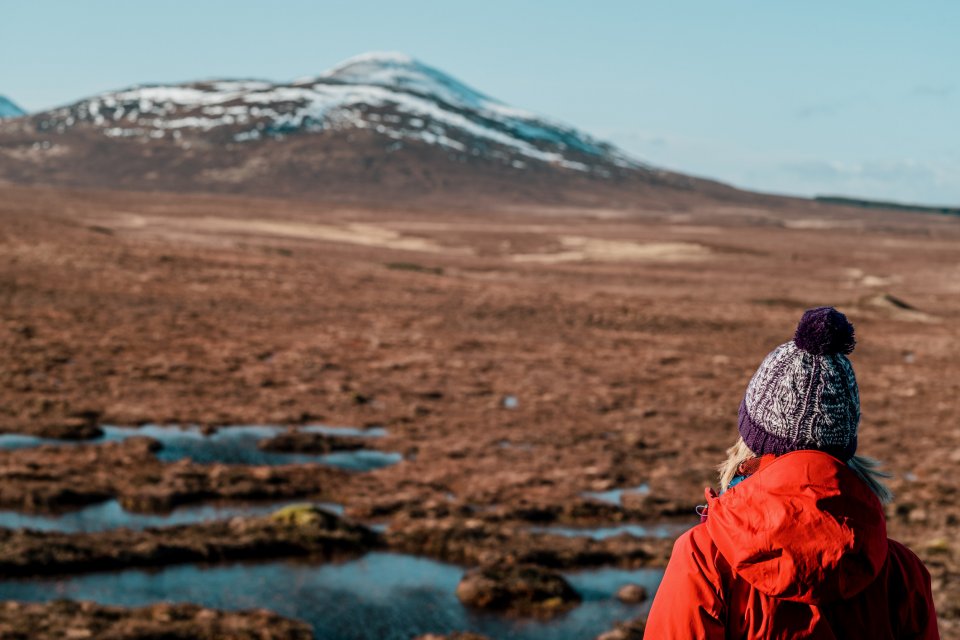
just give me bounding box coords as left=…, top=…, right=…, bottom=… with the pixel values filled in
left=581, top=483, right=650, bottom=506
left=0, top=552, right=663, bottom=640
left=527, top=521, right=692, bottom=540
left=0, top=425, right=399, bottom=471
left=0, top=500, right=345, bottom=533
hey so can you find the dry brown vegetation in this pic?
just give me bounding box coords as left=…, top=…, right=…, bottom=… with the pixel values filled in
left=0, top=184, right=957, bottom=636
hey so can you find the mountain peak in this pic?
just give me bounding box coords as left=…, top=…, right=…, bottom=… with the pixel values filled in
left=326, top=51, right=418, bottom=69
left=0, top=95, right=26, bottom=119
left=318, top=51, right=499, bottom=112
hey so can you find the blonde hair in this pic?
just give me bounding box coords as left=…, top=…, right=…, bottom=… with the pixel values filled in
left=717, top=436, right=893, bottom=504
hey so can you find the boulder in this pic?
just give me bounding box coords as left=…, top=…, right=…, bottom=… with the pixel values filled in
left=257, top=430, right=365, bottom=454
left=595, top=617, right=646, bottom=640
left=455, top=562, right=581, bottom=617
left=615, top=582, right=649, bottom=604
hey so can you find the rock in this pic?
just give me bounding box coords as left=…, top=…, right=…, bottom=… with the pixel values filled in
left=615, top=583, right=649, bottom=603
left=271, top=503, right=341, bottom=528
left=908, top=507, right=928, bottom=524
left=258, top=430, right=366, bottom=453
left=455, top=562, right=581, bottom=617
left=31, top=418, right=100, bottom=440
left=595, top=617, right=647, bottom=640
left=924, top=538, right=952, bottom=555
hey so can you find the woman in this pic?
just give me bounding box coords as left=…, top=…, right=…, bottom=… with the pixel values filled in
left=645, top=307, right=939, bottom=639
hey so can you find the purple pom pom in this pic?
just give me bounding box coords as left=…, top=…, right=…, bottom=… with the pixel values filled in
left=793, top=307, right=856, bottom=356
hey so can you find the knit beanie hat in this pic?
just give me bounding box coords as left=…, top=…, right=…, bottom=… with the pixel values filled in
left=738, top=307, right=860, bottom=460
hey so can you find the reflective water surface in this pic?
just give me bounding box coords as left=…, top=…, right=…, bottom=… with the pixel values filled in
left=0, top=501, right=345, bottom=533
left=0, top=425, right=399, bottom=471
left=0, top=552, right=663, bottom=640
left=581, top=484, right=650, bottom=506
left=527, top=521, right=693, bottom=540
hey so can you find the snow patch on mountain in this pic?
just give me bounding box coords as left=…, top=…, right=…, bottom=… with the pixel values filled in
left=0, top=96, right=26, bottom=119
left=319, top=52, right=513, bottom=114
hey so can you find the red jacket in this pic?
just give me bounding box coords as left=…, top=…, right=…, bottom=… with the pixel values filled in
left=645, top=450, right=939, bottom=639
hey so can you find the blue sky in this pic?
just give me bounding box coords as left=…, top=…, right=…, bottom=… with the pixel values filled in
left=2, top=0, right=957, bottom=204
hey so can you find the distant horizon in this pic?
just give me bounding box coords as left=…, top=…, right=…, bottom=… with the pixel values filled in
left=2, top=0, right=957, bottom=206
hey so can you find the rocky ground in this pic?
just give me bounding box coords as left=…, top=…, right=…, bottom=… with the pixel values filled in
left=0, top=184, right=957, bottom=637
left=0, top=505, right=378, bottom=577
left=384, top=512, right=675, bottom=569
left=0, top=437, right=355, bottom=513
left=0, top=600, right=313, bottom=639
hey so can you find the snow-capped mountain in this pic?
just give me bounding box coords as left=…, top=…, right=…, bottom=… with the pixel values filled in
left=0, top=96, right=25, bottom=119
left=0, top=53, right=736, bottom=206
left=32, top=52, right=637, bottom=174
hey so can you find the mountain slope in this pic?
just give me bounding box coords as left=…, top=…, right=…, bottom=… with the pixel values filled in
left=0, top=53, right=743, bottom=208
left=0, top=96, right=25, bottom=119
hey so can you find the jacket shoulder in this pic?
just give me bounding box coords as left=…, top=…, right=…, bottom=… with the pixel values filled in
left=884, top=538, right=940, bottom=639
left=887, top=538, right=932, bottom=581
left=645, top=523, right=728, bottom=639
left=670, top=523, right=725, bottom=583
left=674, top=521, right=715, bottom=552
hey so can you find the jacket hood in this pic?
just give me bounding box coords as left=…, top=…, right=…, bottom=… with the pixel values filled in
left=705, top=450, right=888, bottom=604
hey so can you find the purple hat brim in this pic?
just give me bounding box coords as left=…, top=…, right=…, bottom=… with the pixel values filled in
left=738, top=398, right=857, bottom=461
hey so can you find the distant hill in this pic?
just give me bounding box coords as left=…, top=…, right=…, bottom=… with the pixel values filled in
left=0, top=96, right=25, bottom=119
left=0, top=53, right=760, bottom=208
left=815, top=195, right=960, bottom=217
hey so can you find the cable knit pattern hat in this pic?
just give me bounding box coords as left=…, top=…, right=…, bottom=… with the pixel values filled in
left=738, top=307, right=860, bottom=460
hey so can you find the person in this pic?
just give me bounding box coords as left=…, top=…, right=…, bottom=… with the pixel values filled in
left=645, top=307, right=939, bottom=639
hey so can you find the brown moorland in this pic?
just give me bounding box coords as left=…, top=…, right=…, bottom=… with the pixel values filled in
left=0, top=184, right=957, bottom=636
